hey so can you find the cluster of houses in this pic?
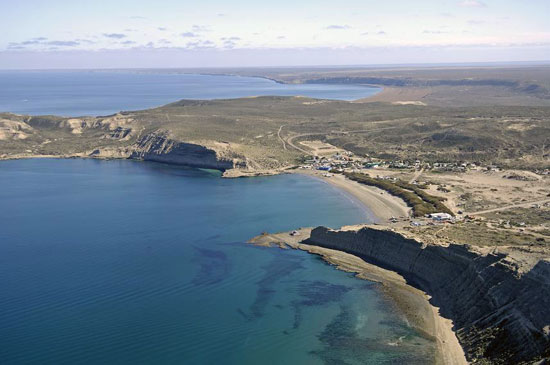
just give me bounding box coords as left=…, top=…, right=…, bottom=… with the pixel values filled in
left=299, top=153, right=491, bottom=174
left=300, top=152, right=365, bottom=172
left=386, top=160, right=482, bottom=172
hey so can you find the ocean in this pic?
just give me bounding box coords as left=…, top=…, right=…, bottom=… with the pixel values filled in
left=0, top=70, right=379, bottom=117
left=0, top=159, right=435, bottom=364
left=0, top=71, right=433, bottom=364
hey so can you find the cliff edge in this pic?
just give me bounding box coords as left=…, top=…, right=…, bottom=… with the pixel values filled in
left=305, top=226, right=550, bottom=364
left=127, top=131, right=247, bottom=171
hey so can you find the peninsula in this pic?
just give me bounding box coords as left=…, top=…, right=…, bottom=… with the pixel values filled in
left=1, top=65, right=549, bottom=364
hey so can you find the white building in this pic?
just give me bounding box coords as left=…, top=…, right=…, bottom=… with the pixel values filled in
left=429, top=213, right=453, bottom=221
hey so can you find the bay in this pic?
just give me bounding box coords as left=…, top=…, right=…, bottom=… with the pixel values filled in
left=0, top=71, right=380, bottom=117
left=0, top=159, right=434, bottom=364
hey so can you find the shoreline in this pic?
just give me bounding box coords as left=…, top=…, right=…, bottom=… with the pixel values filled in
left=294, top=169, right=411, bottom=223
left=0, top=156, right=466, bottom=363
left=250, top=228, right=467, bottom=365
left=249, top=170, right=468, bottom=364
left=0, top=72, right=385, bottom=119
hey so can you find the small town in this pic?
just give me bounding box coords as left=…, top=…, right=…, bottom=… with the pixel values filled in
left=298, top=151, right=503, bottom=175
left=295, top=148, right=549, bottom=232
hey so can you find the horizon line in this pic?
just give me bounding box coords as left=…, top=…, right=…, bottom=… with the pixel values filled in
left=2, top=60, right=550, bottom=71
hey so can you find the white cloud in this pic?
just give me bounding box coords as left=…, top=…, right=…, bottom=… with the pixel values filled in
left=467, top=19, right=485, bottom=25
left=103, top=33, right=126, bottom=39
left=423, top=30, right=450, bottom=34
left=325, top=25, right=351, bottom=30
left=191, top=25, right=210, bottom=32
left=459, top=1, right=486, bottom=7
left=185, top=40, right=215, bottom=49
left=4, top=43, right=550, bottom=69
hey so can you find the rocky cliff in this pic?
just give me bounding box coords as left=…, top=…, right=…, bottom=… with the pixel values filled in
left=0, top=112, right=249, bottom=172
left=305, top=226, right=550, bottom=364
left=129, top=132, right=246, bottom=171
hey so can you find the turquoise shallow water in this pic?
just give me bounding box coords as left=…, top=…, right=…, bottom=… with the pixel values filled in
left=0, top=71, right=380, bottom=116
left=0, top=159, right=435, bottom=364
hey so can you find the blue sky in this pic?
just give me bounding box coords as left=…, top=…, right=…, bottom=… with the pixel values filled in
left=1, top=0, right=549, bottom=68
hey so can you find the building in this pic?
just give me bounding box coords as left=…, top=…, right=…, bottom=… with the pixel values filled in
left=429, top=213, right=453, bottom=221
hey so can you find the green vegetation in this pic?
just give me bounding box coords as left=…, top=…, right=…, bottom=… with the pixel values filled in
left=345, top=172, right=453, bottom=217
left=2, top=66, right=550, bottom=170
left=187, top=65, right=550, bottom=107
left=481, top=207, right=550, bottom=227
left=4, top=97, right=549, bottom=169
left=416, top=221, right=544, bottom=247
left=393, top=180, right=452, bottom=215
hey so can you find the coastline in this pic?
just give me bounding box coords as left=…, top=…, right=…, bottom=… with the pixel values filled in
left=250, top=228, right=467, bottom=365
left=249, top=170, right=468, bottom=364
left=294, top=169, right=411, bottom=223
left=0, top=156, right=474, bottom=363
left=0, top=157, right=468, bottom=363
left=0, top=67, right=550, bottom=363
left=354, top=86, right=430, bottom=104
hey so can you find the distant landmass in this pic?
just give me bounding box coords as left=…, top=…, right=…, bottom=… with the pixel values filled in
left=1, top=65, right=549, bottom=364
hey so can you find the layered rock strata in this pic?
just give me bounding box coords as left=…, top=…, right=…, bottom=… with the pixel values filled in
left=129, top=132, right=246, bottom=171
left=305, top=226, right=550, bottom=364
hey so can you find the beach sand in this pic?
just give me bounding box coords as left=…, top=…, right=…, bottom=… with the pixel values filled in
left=250, top=229, right=467, bottom=365
left=250, top=170, right=468, bottom=364
left=296, top=170, right=411, bottom=223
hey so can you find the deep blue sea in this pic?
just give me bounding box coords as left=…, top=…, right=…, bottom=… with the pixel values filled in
left=0, top=159, right=435, bottom=364
left=0, top=70, right=379, bottom=117
left=0, top=72, right=431, bottom=364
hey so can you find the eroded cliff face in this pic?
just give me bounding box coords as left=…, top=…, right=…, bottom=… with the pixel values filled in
left=305, top=226, right=550, bottom=364
left=0, top=119, right=35, bottom=140
left=129, top=132, right=247, bottom=171
left=0, top=112, right=248, bottom=171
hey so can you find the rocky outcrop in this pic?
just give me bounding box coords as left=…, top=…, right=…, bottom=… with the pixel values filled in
left=0, top=112, right=248, bottom=171
left=305, top=226, right=550, bottom=364
left=129, top=132, right=247, bottom=171
left=58, top=115, right=136, bottom=140
left=0, top=119, right=34, bottom=140
left=88, top=146, right=133, bottom=159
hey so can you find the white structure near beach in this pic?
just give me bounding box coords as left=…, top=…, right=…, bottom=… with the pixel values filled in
left=429, top=213, right=453, bottom=221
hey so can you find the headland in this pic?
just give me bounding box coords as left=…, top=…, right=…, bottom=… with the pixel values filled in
left=2, top=65, right=549, bottom=364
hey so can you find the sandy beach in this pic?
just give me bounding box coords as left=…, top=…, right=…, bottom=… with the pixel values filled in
left=295, top=169, right=411, bottom=223
left=251, top=170, right=467, bottom=364
left=250, top=228, right=467, bottom=365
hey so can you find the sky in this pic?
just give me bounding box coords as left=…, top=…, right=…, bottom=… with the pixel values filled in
left=1, top=0, right=549, bottom=68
